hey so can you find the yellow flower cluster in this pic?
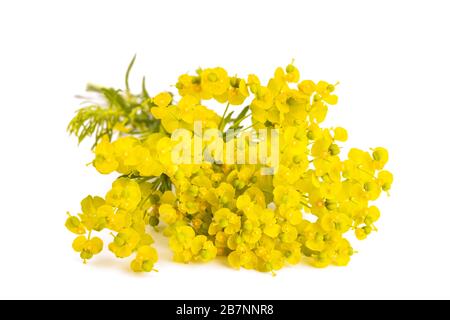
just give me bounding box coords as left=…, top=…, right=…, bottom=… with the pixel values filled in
left=66, top=60, right=392, bottom=273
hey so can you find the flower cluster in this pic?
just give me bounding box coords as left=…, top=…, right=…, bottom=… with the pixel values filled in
left=66, top=59, right=392, bottom=273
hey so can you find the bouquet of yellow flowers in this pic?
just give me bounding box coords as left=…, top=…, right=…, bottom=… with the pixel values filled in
left=66, top=57, right=392, bottom=273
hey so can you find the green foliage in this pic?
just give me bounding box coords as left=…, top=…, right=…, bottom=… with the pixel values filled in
left=67, top=56, right=159, bottom=149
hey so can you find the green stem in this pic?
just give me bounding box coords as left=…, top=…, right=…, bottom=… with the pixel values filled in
left=230, top=113, right=251, bottom=129
left=241, top=121, right=260, bottom=132
left=218, top=103, right=230, bottom=131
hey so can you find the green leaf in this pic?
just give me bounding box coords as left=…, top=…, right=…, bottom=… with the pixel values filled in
left=234, top=105, right=249, bottom=122
left=223, top=111, right=234, bottom=125
left=67, top=104, right=120, bottom=148
left=125, top=54, right=137, bottom=92
left=86, top=83, right=103, bottom=93
left=159, top=174, right=172, bottom=192
left=100, top=87, right=130, bottom=112
left=229, top=105, right=250, bottom=130
left=141, top=76, right=149, bottom=99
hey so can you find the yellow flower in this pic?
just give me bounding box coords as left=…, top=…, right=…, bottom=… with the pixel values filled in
left=106, top=178, right=142, bottom=211
left=273, top=185, right=301, bottom=207
left=65, top=215, right=86, bottom=235
left=251, top=86, right=273, bottom=110
left=241, top=221, right=262, bottom=244
left=79, top=195, right=113, bottom=231
left=298, top=80, right=316, bottom=95
left=285, top=63, right=300, bottom=83
left=355, top=226, right=371, bottom=240
left=206, top=182, right=235, bottom=208
left=107, top=209, right=132, bottom=232
left=227, top=77, right=249, bottom=105
left=228, top=248, right=258, bottom=270
left=320, top=212, right=352, bottom=233
left=280, top=223, right=298, bottom=243
left=372, top=147, right=389, bottom=170
left=275, top=89, right=308, bottom=124
left=333, top=239, right=353, bottom=266
left=136, top=153, right=164, bottom=177
left=123, top=145, right=149, bottom=167
left=130, top=245, right=158, bottom=272
left=159, top=203, right=178, bottom=225
left=177, top=95, right=199, bottom=123
left=208, top=208, right=241, bottom=235
left=309, top=101, right=328, bottom=123
left=304, top=225, right=327, bottom=252
left=176, top=74, right=212, bottom=100
left=316, top=80, right=338, bottom=105
left=280, top=242, right=302, bottom=265
left=257, top=249, right=284, bottom=272
left=112, top=136, right=140, bottom=173
left=311, top=251, right=332, bottom=268
left=377, top=170, right=393, bottom=191
left=247, top=74, right=260, bottom=94
left=364, top=180, right=382, bottom=200
left=201, top=67, right=229, bottom=96
left=109, top=228, right=140, bottom=258
left=270, top=68, right=288, bottom=94
left=153, top=92, right=172, bottom=108
left=169, top=225, right=207, bottom=263
left=334, top=127, right=348, bottom=142
left=93, top=136, right=118, bottom=174
left=72, top=236, right=103, bottom=262
left=364, top=206, right=381, bottom=225
left=191, top=235, right=217, bottom=262
left=151, top=105, right=181, bottom=133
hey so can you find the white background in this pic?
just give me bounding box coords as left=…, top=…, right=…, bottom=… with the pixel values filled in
left=1, top=0, right=449, bottom=300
